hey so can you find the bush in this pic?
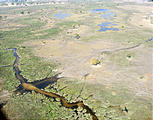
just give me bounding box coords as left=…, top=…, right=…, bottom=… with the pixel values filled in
left=91, top=58, right=100, bottom=65
left=21, top=11, right=24, bottom=14
left=75, top=33, right=80, bottom=39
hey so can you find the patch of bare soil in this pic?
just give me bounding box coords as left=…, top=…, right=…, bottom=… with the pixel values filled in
left=117, top=4, right=153, bottom=29
left=24, top=39, right=115, bottom=78
left=23, top=37, right=153, bottom=101
left=23, top=3, right=153, bottom=101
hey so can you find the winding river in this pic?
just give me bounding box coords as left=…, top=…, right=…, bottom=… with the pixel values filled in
left=3, top=36, right=152, bottom=120
left=10, top=48, right=98, bottom=120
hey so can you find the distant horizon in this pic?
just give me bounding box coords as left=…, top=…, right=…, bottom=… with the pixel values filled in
left=0, top=0, right=153, bottom=3
left=0, top=0, right=68, bottom=2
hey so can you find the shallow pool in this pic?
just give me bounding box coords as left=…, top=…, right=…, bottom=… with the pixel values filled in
left=54, top=12, right=70, bottom=19
left=92, top=9, right=109, bottom=13
left=98, top=22, right=119, bottom=32
left=102, top=11, right=115, bottom=20
left=92, top=9, right=119, bottom=32
left=146, top=37, right=153, bottom=42
left=92, top=9, right=115, bottom=20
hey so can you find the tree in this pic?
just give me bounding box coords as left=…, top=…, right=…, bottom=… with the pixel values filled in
left=0, top=16, right=2, bottom=20
left=75, top=33, right=80, bottom=39
left=21, top=11, right=24, bottom=14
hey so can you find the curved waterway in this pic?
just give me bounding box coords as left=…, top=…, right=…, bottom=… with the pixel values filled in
left=146, top=37, right=153, bottom=42
left=9, top=48, right=98, bottom=120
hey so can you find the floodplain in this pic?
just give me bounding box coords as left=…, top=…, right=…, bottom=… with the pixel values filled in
left=0, top=0, right=153, bottom=120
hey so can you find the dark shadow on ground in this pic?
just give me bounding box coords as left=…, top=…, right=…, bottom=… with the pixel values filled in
left=14, top=73, right=63, bottom=94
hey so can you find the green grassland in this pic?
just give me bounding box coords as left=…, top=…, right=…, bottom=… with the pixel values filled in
left=3, top=77, right=152, bottom=120
left=0, top=3, right=94, bottom=120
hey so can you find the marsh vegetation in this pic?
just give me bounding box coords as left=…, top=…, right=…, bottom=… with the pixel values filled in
left=0, top=0, right=153, bottom=120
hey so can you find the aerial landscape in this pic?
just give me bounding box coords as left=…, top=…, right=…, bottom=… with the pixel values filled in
left=0, top=0, right=153, bottom=120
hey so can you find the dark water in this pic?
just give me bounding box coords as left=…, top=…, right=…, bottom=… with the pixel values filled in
left=146, top=37, right=153, bottom=42
left=8, top=48, right=19, bottom=62
left=9, top=48, right=28, bottom=83
left=6, top=48, right=20, bottom=74
left=7, top=49, right=98, bottom=120
left=7, top=48, right=60, bottom=93
left=92, top=9, right=115, bottom=20
left=92, top=9, right=119, bottom=32
left=98, top=22, right=119, bottom=32
left=11, top=48, right=20, bottom=72
left=92, top=9, right=109, bottom=13
left=54, top=12, right=70, bottom=19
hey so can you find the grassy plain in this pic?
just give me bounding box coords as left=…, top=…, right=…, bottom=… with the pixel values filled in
left=0, top=0, right=153, bottom=120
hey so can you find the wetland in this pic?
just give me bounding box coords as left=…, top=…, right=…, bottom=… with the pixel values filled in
left=0, top=0, right=153, bottom=120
